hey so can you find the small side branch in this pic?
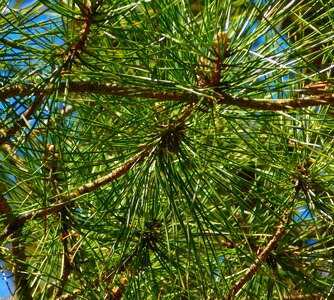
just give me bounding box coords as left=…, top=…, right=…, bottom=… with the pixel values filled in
left=229, top=214, right=290, bottom=299
left=70, top=148, right=152, bottom=197
left=0, top=94, right=44, bottom=147
left=62, top=0, right=94, bottom=68
left=219, top=92, right=332, bottom=111
left=0, top=103, right=191, bottom=241
left=0, top=148, right=152, bottom=241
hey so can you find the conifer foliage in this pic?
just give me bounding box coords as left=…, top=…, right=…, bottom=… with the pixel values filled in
left=0, top=0, right=333, bottom=299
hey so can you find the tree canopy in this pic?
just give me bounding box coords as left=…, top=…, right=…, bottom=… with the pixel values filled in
left=0, top=0, right=333, bottom=299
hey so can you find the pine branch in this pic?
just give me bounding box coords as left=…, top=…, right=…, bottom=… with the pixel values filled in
left=283, top=293, right=322, bottom=299
left=0, top=101, right=192, bottom=241
left=1, top=82, right=333, bottom=114
left=1, top=1, right=333, bottom=297
left=229, top=213, right=290, bottom=299
left=0, top=82, right=194, bottom=102
left=41, top=145, right=75, bottom=298
left=0, top=93, right=44, bottom=146
left=0, top=147, right=153, bottom=241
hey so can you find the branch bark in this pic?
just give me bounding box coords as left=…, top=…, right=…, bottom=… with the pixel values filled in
left=1, top=82, right=333, bottom=113
left=0, top=93, right=44, bottom=146
left=229, top=213, right=290, bottom=299
left=0, top=148, right=153, bottom=242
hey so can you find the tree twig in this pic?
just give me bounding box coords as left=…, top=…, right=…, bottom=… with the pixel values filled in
left=283, top=293, right=322, bottom=299
left=0, top=148, right=153, bottom=241
left=0, top=98, right=193, bottom=241
left=0, top=147, right=153, bottom=297
left=229, top=213, right=290, bottom=299
left=0, top=93, right=44, bottom=147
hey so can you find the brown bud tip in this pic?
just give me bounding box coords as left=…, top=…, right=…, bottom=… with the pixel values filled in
left=48, top=144, right=55, bottom=152
left=213, top=31, right=231, bottom=57
left=120, top=276, right=128, bottom=285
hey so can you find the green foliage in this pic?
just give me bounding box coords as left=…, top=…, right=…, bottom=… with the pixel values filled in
left=0, top=0, right=333, bottom=299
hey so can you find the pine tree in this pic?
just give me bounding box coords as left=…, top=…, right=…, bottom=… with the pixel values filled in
left=1, top=0, right=333, bottom=299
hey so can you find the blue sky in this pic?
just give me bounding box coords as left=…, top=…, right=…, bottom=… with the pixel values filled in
left=0, top=263, right=14, bottom=299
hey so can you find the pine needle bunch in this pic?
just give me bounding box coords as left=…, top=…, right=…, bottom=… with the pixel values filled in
left=0, top=0, right=333, bottom=299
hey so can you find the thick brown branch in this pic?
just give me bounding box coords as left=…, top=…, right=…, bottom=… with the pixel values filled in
left=0, top=82, right=194, bottom=102
left=1, top=82, right=332, bottom=111
left=62, top=0, right=92, bottom=67
left=219, top=92, right=332, bottom=110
